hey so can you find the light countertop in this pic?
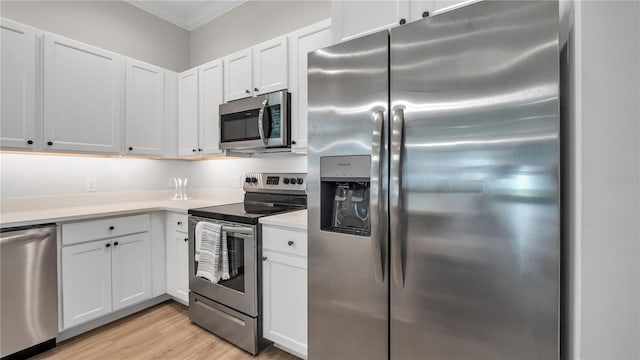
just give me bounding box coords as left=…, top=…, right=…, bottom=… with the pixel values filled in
left=259, top=209, right=307, bottom=230
left=0, top=190, right=244, bottom=228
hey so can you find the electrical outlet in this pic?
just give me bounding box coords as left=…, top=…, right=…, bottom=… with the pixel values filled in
left=86, top=177, right=97, bottom=192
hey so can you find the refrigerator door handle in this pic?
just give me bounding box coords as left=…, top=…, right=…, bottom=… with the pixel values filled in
left=390, top=107, right=405, bottom=288
left=370, top=110, right=385, bottom=283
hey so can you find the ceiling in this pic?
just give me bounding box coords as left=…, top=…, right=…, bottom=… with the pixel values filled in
left=125, top=0, right=249, bottom=31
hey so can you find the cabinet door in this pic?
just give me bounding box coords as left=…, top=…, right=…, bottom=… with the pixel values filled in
left=198, top=59, right=223, bottom=155
left=62, top=240, right=112, bottom=329
left=263, top=250, right=308, bottom=357
left=0, top=19, right=39, bottom=150
left=125, top=59, right=165, bottom=156
left=111, top=232, right=152, bottom=311
left=43, top=33, right=123, bottom=154
left=332, top=0, right=410, bottom=43
left=223, top=48, right=253, bottom=101
left=253, top=36, right=288, bottom=95
left=431, top=0, right=479, bottom=15
left=178, top=68, right=199, bottom=156
left=289, top=19, right=332, bottom=152
left=174, top=233, right=190, bottom=303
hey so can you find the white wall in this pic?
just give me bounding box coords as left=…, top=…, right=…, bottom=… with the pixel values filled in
left=0, top=0, right=189, bottom=72
left=576, top=1, right=640, bottom=358
left=189, top=0, right=330, bottom=67
left=0, top=153, right=307, bottom=198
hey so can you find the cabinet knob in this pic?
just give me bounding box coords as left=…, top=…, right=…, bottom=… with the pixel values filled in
left=113, top=241, right=119, bottom=246
left=128, top=147, right=133, bottom=151
left=262, top=256, right=268, bottom=261
left=254, top=88, right=259, bottom=92
left=198, top=148, right=202, bottom=152
left=422, top=11, right=430, bottom=18
left=192, top=149, right=196, bottom=152
left=399, top=18, right=406, bottom=25
left=177, top=221, right=182, bottom=226
left=184, top=238, right=188, bottom=242
left=105, top=243, right=111, bottom=248
left=245, top=89, right=250, bottom=94
left=47, top=141, right=53, bottom=146
left=109, top=226, right=115, bottom=231
left=288, top=240, right=294, bottom=246
left=27, top=140, right=34, bottom=145
left=291, top=140, right=296, bottom=145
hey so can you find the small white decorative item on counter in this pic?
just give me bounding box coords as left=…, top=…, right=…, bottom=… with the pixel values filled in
left=169, top=177, right=192, bottom=200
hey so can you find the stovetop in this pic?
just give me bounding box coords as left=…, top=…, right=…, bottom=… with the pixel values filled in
left=188, top=172, right=307, bottom=225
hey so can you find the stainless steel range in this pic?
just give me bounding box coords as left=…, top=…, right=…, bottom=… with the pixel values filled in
left=187, top=172, right=306, bottom=355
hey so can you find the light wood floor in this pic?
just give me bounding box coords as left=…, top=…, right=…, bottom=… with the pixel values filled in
left=33, top=301, right=299, bottom=360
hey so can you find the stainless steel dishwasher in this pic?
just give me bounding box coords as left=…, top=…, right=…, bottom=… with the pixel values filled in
left=1, top=224, right=57, bottom=359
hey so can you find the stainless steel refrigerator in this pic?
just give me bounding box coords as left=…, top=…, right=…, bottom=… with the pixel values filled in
left=307, top=1, right=561, bottom=359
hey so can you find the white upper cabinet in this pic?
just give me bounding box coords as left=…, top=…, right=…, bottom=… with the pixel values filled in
left=288, top=19, right=332, bottom=152
left=43, top=33, right=124, bottom=154
left=332, top=0, right=410, bottom=43
left=0, top=19, right=39, bottom=150
left=178, top=68, right=199, bottom=156
left=198, top=59, right=224, bottom=155
left=224, top=48, right=253, bottom=101
left=253, top=36, right=288, bottom=95
left=125, top=58, right=165, bottom=156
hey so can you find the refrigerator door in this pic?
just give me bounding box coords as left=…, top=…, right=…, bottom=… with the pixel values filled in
left=390, top=1, right=560, bottom=359
left=308, top=30, right=389, bottom=359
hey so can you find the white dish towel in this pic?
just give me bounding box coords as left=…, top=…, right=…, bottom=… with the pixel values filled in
left=195, top=222, right=230, bottom=283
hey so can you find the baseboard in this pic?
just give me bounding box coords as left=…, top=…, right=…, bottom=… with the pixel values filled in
left=57, top=294, right=172, bottom=342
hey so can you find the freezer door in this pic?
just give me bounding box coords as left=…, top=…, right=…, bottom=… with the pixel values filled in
left=390, top=1, right=560, bottom=359
left=307, top=30, right=389, bottom=360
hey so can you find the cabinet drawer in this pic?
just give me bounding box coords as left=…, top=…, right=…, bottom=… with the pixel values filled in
left=262, top=226, right=307, bottom=257
left=173, top=213, right=188, bottom=233
left=62, top=214, right=150, bottom=246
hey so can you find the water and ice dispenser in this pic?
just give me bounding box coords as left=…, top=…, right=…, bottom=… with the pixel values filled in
left=320, top=155, right=371, bottom=236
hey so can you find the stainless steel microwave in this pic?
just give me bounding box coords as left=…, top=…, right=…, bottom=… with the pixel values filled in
left=219, top=90, right=290, bottom=152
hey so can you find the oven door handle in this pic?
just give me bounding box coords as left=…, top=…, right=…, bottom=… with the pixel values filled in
left=221, top=225, right=254, bottom=235
left=258, top=99, right=269, bottom=146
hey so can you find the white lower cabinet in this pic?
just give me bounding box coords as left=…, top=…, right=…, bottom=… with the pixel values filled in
left=61, top=214, right=151, bottom=330
left=166, top=213, right=189, bottom=304
left=262, top=226, right=308, bottom=358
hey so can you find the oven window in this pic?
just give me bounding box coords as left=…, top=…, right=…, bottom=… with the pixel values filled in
left=216, top=233, right=245, bottom=293
left=220, top=109, right=261, bottom=142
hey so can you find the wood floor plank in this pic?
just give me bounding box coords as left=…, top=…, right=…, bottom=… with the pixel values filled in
left=33, top=301, right=300, bottom=360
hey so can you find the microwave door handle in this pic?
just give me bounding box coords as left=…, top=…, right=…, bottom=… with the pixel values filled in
left=258, top=99, right=268, bottom=145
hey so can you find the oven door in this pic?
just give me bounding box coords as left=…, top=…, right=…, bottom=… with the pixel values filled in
left=188, top=217, right=257, bottom=317
left=219, top=90, right=289, bottom=151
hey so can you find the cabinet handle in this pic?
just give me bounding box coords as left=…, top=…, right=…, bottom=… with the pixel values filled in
left=287, top=240, right=294, bottom=246
left=192, top=149, right=196, bottom=152
left=198, top=148, right=202, bottom=152
left=399, top=18, right=406, bottom=25
left=177, top=221, right=182, bottom=226
left=262, top=256, right=268, bottom=261
left=254, top=88, right=259, bottom=92
left=184, top=238, right=188, bottom=242
left=27, top=140, right=34, bottom=145
left=245, top=89, right=250, bottom=94
left=109, top=226, right=115, bottom=231
left=291, top=140, right=296, bottom=145
left=113, top=241, right=119, bottom=246
left=422, top=11, right=430, bottom=18
left=128, top=147, right=133, bottom=151
left=47, top=141, right=53, bottom=146
left=105, top=243, right=111, bottom=248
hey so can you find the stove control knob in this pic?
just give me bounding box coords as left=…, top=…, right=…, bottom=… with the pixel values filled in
left=251, top=177, right=258, bottom=183
left=289, top=178, right=297, bottom=184
left=283, top=178, right=290, bottom=184
left=296, top=178, right=304, bottom=185
left=245, top=177, right=251, bottom=183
